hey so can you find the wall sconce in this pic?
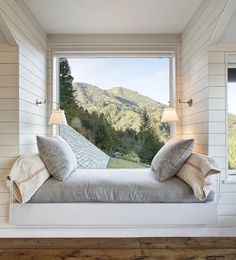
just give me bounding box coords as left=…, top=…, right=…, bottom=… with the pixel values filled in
left=161, top=107, right=179, bottom=123
left=179, top=98, right=193, bottom=107
left=48, top=108, right=68, bottom=125
left=36, top=99, right=47, bottom=106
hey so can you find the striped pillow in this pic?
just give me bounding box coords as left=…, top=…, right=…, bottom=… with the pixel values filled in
left=8, top=153, right=50, bottom=204
left=177, top=153, right=220, bottom=201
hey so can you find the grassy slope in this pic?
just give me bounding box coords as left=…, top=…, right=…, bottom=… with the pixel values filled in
left=107, top=158, right=148, bottom=169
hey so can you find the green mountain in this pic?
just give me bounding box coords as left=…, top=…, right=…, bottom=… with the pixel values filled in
left=228, top=113, right=236, bottom=169
left=73, top=82, right=167, bottom=133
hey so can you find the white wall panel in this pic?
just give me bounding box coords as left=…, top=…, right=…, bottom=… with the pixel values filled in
left=182, top=0, right=236, bottom=228
left=0, top=0, right=47, bottom=225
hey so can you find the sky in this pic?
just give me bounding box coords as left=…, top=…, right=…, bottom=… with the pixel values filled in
left=228, top=82, right=236, bottom=115
left=68, top=57, right=170, bottom=105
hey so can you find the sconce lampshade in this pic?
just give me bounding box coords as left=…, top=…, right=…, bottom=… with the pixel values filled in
left=161, top=107, right=179, bottom=123
left=48, top=109, right=68, bottom=125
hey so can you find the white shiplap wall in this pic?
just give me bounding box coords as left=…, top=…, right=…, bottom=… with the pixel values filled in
left=181, top=0, right=236, bottom=228
left=181, top=0, right=228, bottom=154
left=0, top=0, right=48, bottom=225
left=208, top=43, right=236, bottom=227
left=0, top=43, right=19, bottom=224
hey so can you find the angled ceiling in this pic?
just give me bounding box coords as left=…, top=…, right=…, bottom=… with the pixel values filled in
left=0, top=13, right=17, bottom=45
left=221, top=10, right=236, bottom=43
left=22, top=0, right=203, bottom=34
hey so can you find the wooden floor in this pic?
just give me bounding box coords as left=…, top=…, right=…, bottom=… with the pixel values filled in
left=0, top=238, right=236, bottom=259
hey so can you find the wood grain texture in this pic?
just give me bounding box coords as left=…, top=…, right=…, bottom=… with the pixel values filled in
left=0, top=238, right=236, bottom=249
left=0, top=238, right=236, bottom=260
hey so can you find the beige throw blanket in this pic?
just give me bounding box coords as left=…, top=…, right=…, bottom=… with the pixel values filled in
left=9, top=153, right=50, bottom=204
left=177, top=153, right=220, bottom=201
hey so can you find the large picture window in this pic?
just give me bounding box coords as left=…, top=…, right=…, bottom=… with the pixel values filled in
left=227, top=67, right=236, bottom=174
left=59, top=57, right=173, bottom=168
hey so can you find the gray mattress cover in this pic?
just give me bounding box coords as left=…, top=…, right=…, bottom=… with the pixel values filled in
left=29, top=169, right=214, bottom=203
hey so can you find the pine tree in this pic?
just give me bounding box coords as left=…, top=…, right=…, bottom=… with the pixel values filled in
left=139, top=110, right=153, bottom=138
left=59, top=58, right=78, bottom=124
left=138, top=110, right=163, bottom=164
left=95, top=114, right=113, bottom=154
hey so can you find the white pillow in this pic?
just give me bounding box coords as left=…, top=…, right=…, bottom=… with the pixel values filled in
left=177, top=153, right=220, bottom=201
left=8, top=153, right=50, bottom=204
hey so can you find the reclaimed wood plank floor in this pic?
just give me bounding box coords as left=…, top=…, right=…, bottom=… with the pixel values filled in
left=0, top=238, right=236, bottom=259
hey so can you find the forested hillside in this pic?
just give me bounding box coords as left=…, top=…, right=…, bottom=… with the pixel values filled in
left=73, top=82, right=166, bottom=133
left=228, top=113, right=236, bottom=169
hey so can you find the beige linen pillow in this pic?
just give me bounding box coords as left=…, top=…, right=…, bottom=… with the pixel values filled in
left=151, top=138, right=194, bottom=182
left=177, top=153, right=220, bottom=201
left=8, top=153, right=50, bottom=204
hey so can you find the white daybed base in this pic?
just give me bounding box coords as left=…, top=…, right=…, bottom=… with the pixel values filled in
left=10, top=202, right=217, bottom=227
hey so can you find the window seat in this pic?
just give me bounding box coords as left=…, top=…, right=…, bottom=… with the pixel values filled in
left=9, top=169, right=217, bottom=227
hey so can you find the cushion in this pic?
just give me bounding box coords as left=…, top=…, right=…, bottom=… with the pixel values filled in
left=177, top=153, right=220, bottom=201
left=8, top=153, right=50, bottom=204
left=151, top=138, right=194, bottom=182
left=29, top=169, right=215, bottom=203
left=37, top=135, right=77, bottom=181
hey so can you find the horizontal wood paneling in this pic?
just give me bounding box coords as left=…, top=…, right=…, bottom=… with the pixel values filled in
left=0, top=0, right=47, bottom=226
left=0, top=111, right=18, bottom=122
left=0, top=170, right=9, bottom=181
left=0, top=51, right=18, bottom=63
left=0, top=146, right=18, bottom=157
left=0, top=75, right=18, bottom=86
left=0, top=42, right=19, bottom=226
left=218, top=205, right=236, bottom=216
left=0, top=99, right=18, bottom=111
left=218, top=193, right=236, bottom=204
left=220, top=183, right=236, bottom=193
left=209, top=98, right=225, bottom=110
left=0, top=205, right=8, bottom=218
left=0, top=217, right=8, bottom=223
left=181, top=0, right=236, bottom=228
left=208, top=45, right=236, bottom=221
left=0, top=181, right=8, bottom=192
left=0, top=63, right=18, bottom=75
left=0, top=157, right=17, bottom=169
left=0, top=194, right=9, bottom=205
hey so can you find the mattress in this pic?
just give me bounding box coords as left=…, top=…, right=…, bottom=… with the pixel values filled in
left=29, top=168, right=214, bottom=203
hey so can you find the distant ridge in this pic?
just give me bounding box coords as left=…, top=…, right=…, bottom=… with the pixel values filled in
left=73, top=82, right=166, bottom=132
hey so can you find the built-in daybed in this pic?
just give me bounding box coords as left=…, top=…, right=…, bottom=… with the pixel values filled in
left=9, top=137, right=219, bottom=228
left=9, top=168, right=217, bottom=227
